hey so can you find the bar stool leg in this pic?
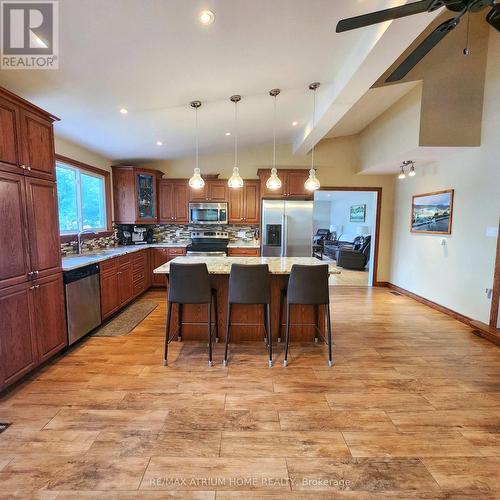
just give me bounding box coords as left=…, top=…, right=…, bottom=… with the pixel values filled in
left=283, top=303, right=291, bottom=367
left=163, top=301, right=173, bottom=366
left=178, top=303, right=183, bottom=341
left=326, top=303, right=333, bottom=367
left=207, top=300, right=213, bottom=367
left=314, top=304, right=319, bottom=343
left=266, top=303, right=272, bottom=367
left=278, top=289, right=285, bottom=343
left=213, top=289, right=219, bottom=343
left=223, top=303, right=232, bottom=367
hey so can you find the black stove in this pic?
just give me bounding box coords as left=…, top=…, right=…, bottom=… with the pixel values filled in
left=186, top=231, right=229, bottom=256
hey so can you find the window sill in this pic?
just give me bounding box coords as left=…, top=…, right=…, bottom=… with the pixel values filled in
left=60, top=230, right=114, bottom=243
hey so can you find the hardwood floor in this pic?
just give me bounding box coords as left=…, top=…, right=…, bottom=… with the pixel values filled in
left=0, top=287, right=499, bottom=498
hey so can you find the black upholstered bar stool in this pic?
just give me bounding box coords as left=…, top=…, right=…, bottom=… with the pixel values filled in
left=164, top=263, right=219, bottom=367
left=282, top=264, right=333, bottom=367
left=223, top=264, right=272, bottom=367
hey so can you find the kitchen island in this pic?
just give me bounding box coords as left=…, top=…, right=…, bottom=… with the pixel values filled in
left=154, top=256, right=340, bottom=342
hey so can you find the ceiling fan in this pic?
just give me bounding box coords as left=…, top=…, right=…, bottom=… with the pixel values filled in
left=336, top=0, right=500, bottom=82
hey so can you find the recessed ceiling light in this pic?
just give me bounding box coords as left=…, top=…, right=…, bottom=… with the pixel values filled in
left=199, top=10, right=215, bottom=25
left=225, top=132, right=231, bottom=136
left=119, top=108, right=128, bottom=115
left=156, top=140, right=163, bottom=146
left=292, top=121, right=298, bottom=126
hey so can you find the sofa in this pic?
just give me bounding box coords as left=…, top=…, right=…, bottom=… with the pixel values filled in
left=336, top=235, right=371, bottom=270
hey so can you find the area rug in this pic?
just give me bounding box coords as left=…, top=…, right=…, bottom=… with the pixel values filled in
left=91, top=301, right=158, bottom=337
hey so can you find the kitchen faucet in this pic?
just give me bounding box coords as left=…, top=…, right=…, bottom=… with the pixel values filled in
left=77, top=229, right=95, bottom=254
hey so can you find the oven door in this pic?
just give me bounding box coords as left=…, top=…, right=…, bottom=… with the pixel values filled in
left=189, top=203, right=228, bottom=225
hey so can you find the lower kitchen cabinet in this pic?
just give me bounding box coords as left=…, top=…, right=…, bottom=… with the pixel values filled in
left=151, top=247, right=186, bottom=287
left=118, top=263, right=134, bottom=305
left=32, top=273, right=67, bottom=363
left=0, top=273, right=67, bottom=391
left=228, top=247, right=261, bottom=257
left=100, top=269, right=119, bottom=320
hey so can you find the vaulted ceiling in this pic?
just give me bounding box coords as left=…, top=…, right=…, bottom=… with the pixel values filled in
left=0, top=0, right=440, bottom=161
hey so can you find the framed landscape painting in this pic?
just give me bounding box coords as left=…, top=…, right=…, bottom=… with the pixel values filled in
left=411, top=189, right=454, bottom=234
left=350, top=204, right=366, bottom=223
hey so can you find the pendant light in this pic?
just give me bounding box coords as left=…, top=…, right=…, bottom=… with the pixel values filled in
left=407, top=160, right=416, bottom=177
left=304, top=82, right=321, bottom=191
left=188, top=100, right=205, bottom=190
left=266, top=89, right=282, bottom=191
left=228, top=95, right=244, bottom=189
left=398, top=165, right=406, bottom=180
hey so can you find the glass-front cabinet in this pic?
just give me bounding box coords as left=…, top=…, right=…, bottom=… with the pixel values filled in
left=111, top=166, right=162, bottom=224
left=137, top=173, right=155, bottom=219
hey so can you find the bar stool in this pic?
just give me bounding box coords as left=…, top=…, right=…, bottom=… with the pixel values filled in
left=282, top=264, right=333, bottom=367
left=164, top=263, right=219, bottom=367
left=223, top=264, right=272, bottom=367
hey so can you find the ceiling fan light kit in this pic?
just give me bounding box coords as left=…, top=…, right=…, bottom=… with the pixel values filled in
left=336, top=0, right=500, bottom=83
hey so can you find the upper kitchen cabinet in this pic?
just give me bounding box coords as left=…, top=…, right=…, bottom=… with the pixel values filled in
left=159, top=179, right=189, bottom=223
left=228, top=180, right=260, bottom=224
left=0, top=87, right=58, bottom=179
left=112, top=166, right=163, bottom=224
left=0, top=95, right=22, bottom=174
left=189, top=179, right=228, bottom=202
left=257, top=169, right=312, bottom=199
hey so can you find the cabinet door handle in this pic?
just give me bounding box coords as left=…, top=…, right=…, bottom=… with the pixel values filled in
left=30, top=285, right=39, bottom=290
left=20, top=164, right=26, bottom=170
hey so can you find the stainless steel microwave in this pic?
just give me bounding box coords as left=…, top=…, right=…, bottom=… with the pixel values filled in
left=189, top=202, right=228, bottom=225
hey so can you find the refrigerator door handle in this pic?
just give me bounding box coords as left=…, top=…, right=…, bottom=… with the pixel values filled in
left=282, top=214, right=288, bottom=257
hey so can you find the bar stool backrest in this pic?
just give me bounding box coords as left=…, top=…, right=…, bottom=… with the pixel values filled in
left=287, top=264, right=329, bottom=305
left=169, top=263, right=211, bottom=304
left=228, top=264, right=271, bottom=304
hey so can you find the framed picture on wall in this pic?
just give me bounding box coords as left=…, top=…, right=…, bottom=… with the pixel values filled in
left=411, top=189, right=454, bottom=234
left=350, top=204, right=366, bottom=223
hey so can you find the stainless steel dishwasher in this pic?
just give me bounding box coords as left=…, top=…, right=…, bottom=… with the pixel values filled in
left=63, top=264, right=102, bottom=345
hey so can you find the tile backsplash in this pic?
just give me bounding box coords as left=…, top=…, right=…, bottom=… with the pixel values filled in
left=60, top=223, right=260, bottom=256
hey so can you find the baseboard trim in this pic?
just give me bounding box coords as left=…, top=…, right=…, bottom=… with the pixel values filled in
left=385, top=283, right=475, bottom=328
left=470, top=320, right=500, bottom=346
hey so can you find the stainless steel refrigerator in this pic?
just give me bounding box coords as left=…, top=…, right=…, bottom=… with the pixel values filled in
left=261, top=200, right=313, bottom=257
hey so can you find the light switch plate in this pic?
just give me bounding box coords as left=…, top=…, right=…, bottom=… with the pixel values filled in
left=486, top=227, right=498, bottom=238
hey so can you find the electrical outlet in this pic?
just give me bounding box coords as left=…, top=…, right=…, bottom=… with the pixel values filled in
left=486, top=288, right=493, bottom=299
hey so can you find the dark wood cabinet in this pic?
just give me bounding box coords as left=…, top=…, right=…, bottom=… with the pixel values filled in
left=0, top=172, right=31, bottom=289
left=0, top=95, right=22, bottom=174
left=159, top=180, right=189, bottom=223
left=32, top=274, right=67, bottom=363
left=100, top=271, right=119, bottom=320
left=0, top=86, right=63, bottom=393
left=20, top=110, right=56, bottom=180
left=228, top=181, right=260, bottom=224
left=132, top=249, right=150, bottom=297
left=151, top=247, right=186, bottom=287
left=189, top=179, right=228, bottom=202
left=112, top=166, right=163, bottom=224
left=118, top=263, right=134, bottom=306
left=25, top=177, right=62, bottom=278
left=228, top=247, right=260, bottom=256
left=258, top=169, right=312, bottom=199
left=0, top=282, right=37, bottom=390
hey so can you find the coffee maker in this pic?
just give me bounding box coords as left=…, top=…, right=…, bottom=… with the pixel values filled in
left=132, top=226, right=153, bottom=245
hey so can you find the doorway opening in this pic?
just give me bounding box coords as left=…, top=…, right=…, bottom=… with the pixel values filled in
left=313, top=189, right=379, bottom=286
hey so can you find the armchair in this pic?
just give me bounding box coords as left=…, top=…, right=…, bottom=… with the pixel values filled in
left=336, top=236, right=371, bottom=270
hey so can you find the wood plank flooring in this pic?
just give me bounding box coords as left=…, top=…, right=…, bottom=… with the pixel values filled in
left=0, top=287, right=499, bottom=498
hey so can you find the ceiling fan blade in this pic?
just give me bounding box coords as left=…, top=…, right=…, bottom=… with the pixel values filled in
left=486, top=5, right=500, bottom=32
left=336, top=0, right=442, bottom=33
left=385, top=16, right=460, bottom=82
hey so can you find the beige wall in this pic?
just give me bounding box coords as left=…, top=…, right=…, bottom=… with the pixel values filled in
left=54, top=136, right=112, bottom=173
left=389, top=29, right=500, bottom=324
left=144, top=135, right=395, bottom=282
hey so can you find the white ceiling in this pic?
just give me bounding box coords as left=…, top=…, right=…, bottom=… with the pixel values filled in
left=0, top=0, right=437, bottom=162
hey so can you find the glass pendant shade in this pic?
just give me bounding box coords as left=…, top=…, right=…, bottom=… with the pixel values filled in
left=398, top=166, right=406, bottom=180
left=408, top=164, right=416, bottom=176
left=228, top=167, right=244, bottom=188
left=266, top=167, right=282, bottom=190
left=189, top=167, right=205, bottom=189
left=305, top=168, right=320, bottom=191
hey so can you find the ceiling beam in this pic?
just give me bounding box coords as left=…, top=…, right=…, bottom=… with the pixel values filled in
left=293, top=1, right=442, bottom=155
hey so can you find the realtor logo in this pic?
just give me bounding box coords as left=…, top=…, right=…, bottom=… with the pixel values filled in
left=1, top=1, right=58, bottom=69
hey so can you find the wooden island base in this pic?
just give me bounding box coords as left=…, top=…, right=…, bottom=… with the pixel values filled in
left=164, top=273, right=326, bottom=342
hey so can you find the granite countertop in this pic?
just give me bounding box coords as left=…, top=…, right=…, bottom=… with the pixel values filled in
left=227, top=240, right=260, bottom=248
left=61, top=242, right=190, bottom=271
left=154, top=256, right=341, bottom=275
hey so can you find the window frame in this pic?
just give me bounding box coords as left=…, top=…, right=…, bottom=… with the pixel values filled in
left=55, top=154, right=112, bottom=241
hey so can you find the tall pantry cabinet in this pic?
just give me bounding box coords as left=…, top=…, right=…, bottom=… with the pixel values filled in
left=0, top=86, right=67, bottom=391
